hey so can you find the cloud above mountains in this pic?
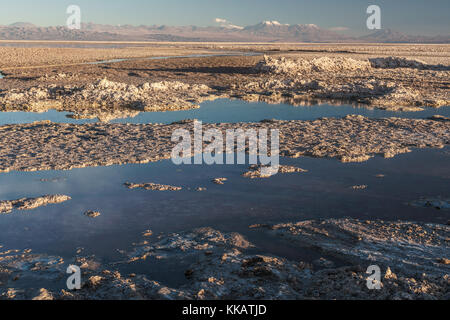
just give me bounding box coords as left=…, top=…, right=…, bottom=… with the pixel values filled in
left=214, top=18, right=244, bottom=30
left=214, top=18, right=227, bottom=24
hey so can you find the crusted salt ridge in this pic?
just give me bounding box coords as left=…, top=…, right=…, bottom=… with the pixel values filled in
left=0, top=195, right=71, bottom=214
left=0, top=116, right=448, bottom=172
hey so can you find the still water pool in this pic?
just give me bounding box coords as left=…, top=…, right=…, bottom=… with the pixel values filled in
left=0, top=98, right=449, bottom=125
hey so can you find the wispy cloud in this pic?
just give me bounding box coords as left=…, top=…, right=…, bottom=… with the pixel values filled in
left=214, top=18, right=243, bottom=30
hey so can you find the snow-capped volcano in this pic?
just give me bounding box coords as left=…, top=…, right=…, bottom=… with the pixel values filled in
left=261, top=21, right=286, bottom=26
left=241, top=21, right=348, bottom=41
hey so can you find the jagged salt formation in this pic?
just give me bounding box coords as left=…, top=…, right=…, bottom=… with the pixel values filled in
left=0, top=79, right=220, bottom=121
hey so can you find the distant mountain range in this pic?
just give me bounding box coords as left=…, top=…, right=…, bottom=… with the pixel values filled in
left=0, top=21, right=448, bottom=43
left=359, top=28, right=450, bottom=43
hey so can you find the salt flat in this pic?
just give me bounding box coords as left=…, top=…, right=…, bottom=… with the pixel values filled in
left=0, top=43, right=449, bottom=300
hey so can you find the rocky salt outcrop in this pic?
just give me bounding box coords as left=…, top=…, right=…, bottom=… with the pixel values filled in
left=84, top=210, right=101, bottom=218
left=212, top=178, right=228, bottom=185
left=0, top=195, right=71, bottom=214
left=124, top=182, right=182, bottom=191
left=242, top=164, right=308, bottom=179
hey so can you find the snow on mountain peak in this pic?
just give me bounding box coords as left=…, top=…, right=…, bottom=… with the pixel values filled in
left=263, top=21, right=285, bottom=26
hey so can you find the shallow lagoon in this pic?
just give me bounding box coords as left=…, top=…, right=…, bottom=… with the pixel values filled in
left=0, top=148, right=448, bottom=268
left=1, top=99, right=449, bottom=125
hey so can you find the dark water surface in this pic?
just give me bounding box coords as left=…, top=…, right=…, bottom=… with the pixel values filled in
left=0, top=148, right=448, bottom=266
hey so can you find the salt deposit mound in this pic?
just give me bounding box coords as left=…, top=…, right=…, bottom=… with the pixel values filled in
left=254, top=55, right=371, bottom=74
left=369, top=57, right=449, bottom=71
left=255, top=55, right=450, bottom=74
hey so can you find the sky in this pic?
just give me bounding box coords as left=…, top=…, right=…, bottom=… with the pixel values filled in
left=0, top=0, right=449, bottom=36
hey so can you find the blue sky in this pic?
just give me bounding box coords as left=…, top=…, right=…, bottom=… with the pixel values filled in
left=0, top=0, right=449, bottom=35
